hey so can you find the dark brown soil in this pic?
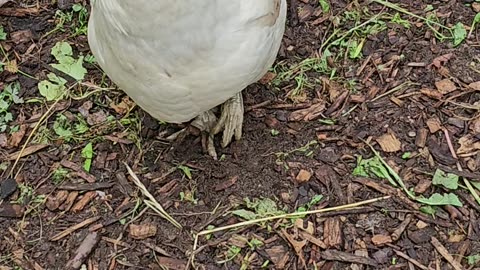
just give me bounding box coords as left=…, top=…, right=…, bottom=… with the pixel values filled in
left=1, top=0, right=480, bottom=269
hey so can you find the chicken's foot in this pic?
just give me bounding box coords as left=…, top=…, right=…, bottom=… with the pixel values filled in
left=191, top=92, right=244, bottom=159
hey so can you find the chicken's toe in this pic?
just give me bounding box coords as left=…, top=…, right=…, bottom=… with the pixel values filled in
left=212, top=92, right=244, bottom=148
left=191, top=93, right=244, bottom=159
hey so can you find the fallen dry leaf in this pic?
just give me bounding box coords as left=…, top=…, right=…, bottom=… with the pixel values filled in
left=0, top=133, right=7, bottom=148
left=5, top=59, right=18, bottom=73
left=466, top=158, right=477, bottom=171
left=376, top=132, right=401, bottom=152
left=447, top=233, right=465, bottom=243
left=265, top=245, right=289, bottom=269
left=110, top=96, right=135, bottom=115
left=473, top=2, right=480, bottom=13
left=8, top=124, right=27, bottom=148
left=78, top=101, right=93, bottom=117
left=87, top=110, right=108, bottom=126
left=435, top=79, right=457, bottom=94
left=228, top=234, right=249, bottom=248
left=457, top=135, right=480, bottom=155
left=430, top=53, right=453, bottom=69
left=281, top=228, right=307, bottom=257
left=10, top=29, right=32, bottom=44
left=288, top=102, right=326, bottom=121
left=322, top=77, right=343, bottom=102
left=471, top=117, right=480, bottom=134
left=468, top=81, right=480, bottom=91
left=294, top=219, right=314, bottom=234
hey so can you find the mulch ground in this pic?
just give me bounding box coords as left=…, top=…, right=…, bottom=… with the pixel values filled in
left=1, top=0, right=480, bottom=269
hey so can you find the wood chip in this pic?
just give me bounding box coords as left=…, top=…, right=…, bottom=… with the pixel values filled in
left=228, top=234, right=249, bottom=248
left=323, top=217, right=342, bottom=249
left=129, top=223, right=157, bottom=239
left=143, top=242, right=172, bottom=257
left=0, top=204, right=24, bottom=218
left=296, top=169, right=312, bottom=182
left=376, top=132, right=401, bottom=152
left=413, top=178, right=432, bottom=194
left=350, top=94, right=366, bottom=103
left=392, top=249, right=429, bottom=270
left=59, top=191, right=79, bottom=211
left=155, top=257, right=187, bottom=270
left=299, top=230, right=327, bottom=249
left=50, top=216, right=101, bottom=241
left=390, top=96, right=404, bottom=107
left=371, top=234, right=393, bottom=246
left=5, top=144, right=49, bottom=160
left=420, top=88, right=443, bottom=99
left=416, top=220, right=428, bottom=229
left=46, top=190, right=69, bottom=211
left=321, top=249, right=377, bottom=267
left=259, top=71, right=277, bottom=84
left=102, top=236, right=130, bottom=248
left=71, top=191, right=97, bottom=213
left=214, top=175, right=238, bottom=191
left=60, top=160, right=96, bottom=183
left=430, top=236, right=463, bottom=270
left=415, top=128, right=428, bottom=147
left=65, top=232, right=100, bottom=270
left=0, top=7, right=39, bottom=17
left=58, top=182, right=114, bottom=191
left=426, top=117, right=442, bottom=133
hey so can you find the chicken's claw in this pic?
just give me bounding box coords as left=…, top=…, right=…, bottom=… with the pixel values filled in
left=192, top=93, right=244, bottom=159
left=212, top=92, right=244, bottom=148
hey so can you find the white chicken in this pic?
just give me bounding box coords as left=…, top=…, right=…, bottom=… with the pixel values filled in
left=87, top=0, right=287, bottom=158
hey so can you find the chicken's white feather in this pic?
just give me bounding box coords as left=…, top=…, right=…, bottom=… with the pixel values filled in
left=88, top=0, right=286, bottom=123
